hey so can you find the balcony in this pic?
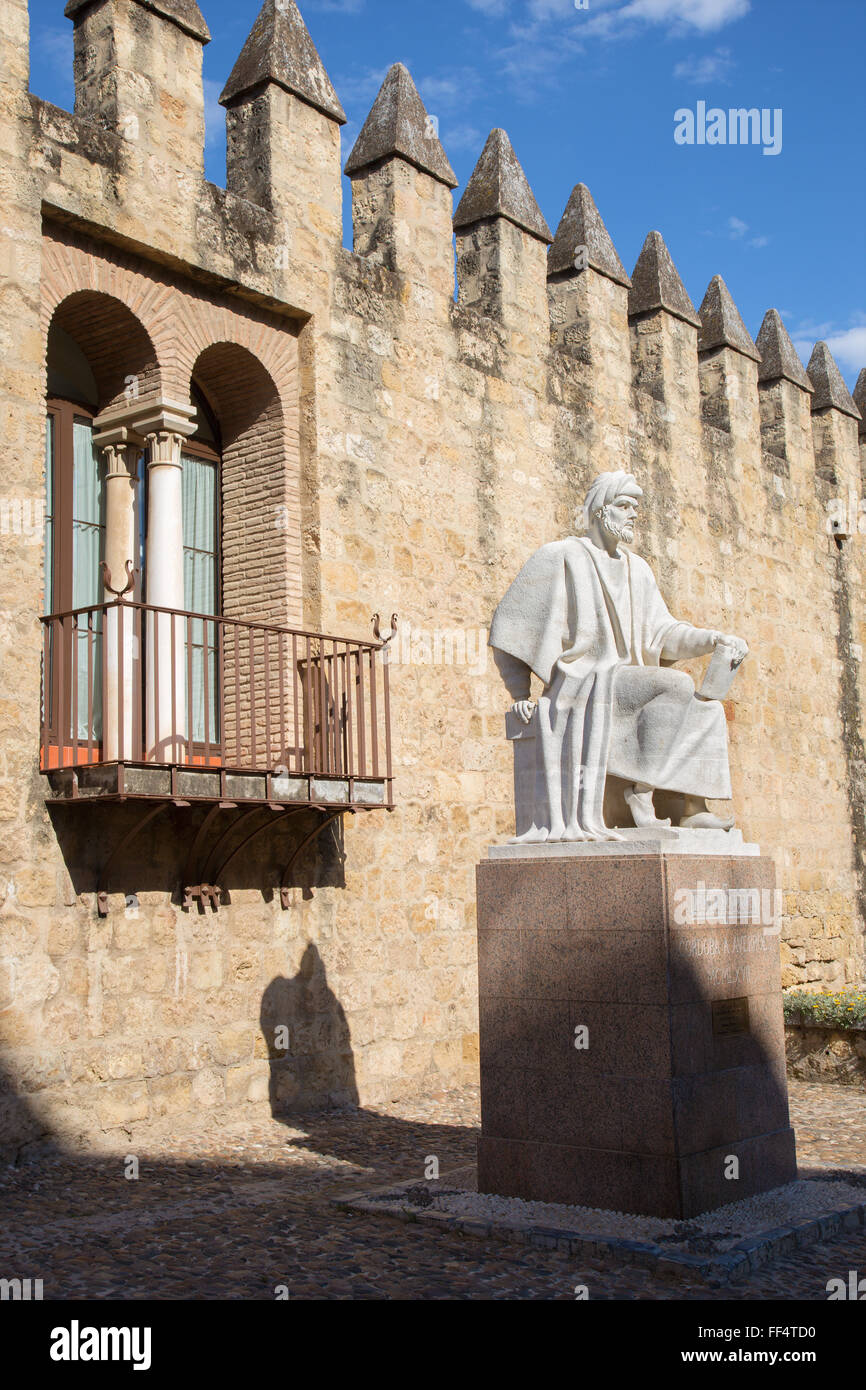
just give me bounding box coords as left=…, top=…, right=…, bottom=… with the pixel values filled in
left=40, top=600, right=394, bottom=812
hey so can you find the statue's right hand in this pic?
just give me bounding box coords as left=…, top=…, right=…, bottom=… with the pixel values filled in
left=512, top=700, right=536, bottom=725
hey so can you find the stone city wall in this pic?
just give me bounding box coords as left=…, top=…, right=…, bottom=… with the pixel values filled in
left=0, top=0, right=863, bottom=1156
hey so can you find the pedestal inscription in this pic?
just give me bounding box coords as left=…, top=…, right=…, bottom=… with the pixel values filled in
left=475, top=852, right=797, bottom=1219
left=712, top=997, right=750, bottom=1036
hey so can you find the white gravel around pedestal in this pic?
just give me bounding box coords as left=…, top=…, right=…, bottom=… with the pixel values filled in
left=424, top=1178, right=865, bottom=1249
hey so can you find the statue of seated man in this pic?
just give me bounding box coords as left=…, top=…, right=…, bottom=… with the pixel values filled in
left=489, top=470, right=748, bottom=843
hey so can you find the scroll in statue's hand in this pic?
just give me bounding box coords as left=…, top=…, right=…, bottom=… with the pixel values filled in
left=698, top=633, right=749, bottom=701
left=716, top=633, right=749, bottom=666
left=511, top=699, right=536, bottom=725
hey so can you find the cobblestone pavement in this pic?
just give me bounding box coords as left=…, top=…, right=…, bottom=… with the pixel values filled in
left=0, top=1081, right=863, bottom=1300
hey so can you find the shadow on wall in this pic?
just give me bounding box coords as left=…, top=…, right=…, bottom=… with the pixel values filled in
left=260, top=943, right=359, bottom=1115
left=0, top=1058, right=58, bottom=1165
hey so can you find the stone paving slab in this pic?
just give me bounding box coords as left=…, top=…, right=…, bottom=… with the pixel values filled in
left=0, top=1081, right=863, bottom=1299
left=334, top=1164, right=866, bottom=1285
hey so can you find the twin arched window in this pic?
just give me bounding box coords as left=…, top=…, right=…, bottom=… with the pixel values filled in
left=44, top=385, right=220, bottom=619
left=44, top=333, right=222, bottom=753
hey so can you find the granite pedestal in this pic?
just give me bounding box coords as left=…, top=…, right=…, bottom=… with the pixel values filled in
left=475, top=846, right=797, bottom=1219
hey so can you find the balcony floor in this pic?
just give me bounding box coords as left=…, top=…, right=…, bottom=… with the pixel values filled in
left=43, top=761, right=391, bottom=810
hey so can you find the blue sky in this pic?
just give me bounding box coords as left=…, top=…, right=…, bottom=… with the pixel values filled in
left=27, top=0, right=866, bottom=385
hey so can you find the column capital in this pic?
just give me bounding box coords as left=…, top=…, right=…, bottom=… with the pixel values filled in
left=140, top=401, right=198, bottom=471
left=100, top=441, right=141, bottom=480
left=93, top=397, right=198, bottom=450
left=144, top=430, right=194, bottom=468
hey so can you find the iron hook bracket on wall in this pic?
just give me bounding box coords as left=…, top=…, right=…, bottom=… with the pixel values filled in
left=372, top=612, right=398, bottom=646
left=100, top=559, right=136, bottom=600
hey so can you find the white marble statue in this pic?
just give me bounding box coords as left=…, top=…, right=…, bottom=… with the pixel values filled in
left=489, top=471, right=748, bottom=843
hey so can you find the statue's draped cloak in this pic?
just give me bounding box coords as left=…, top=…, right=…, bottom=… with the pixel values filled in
left=489, top=536, right=731, bottom=836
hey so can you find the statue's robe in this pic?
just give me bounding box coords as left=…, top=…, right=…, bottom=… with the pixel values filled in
left=489, top=536, right=732, bottom=838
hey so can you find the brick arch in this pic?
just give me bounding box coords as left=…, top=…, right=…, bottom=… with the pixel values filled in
left=42, top=224, right=299, bottom=414
left=172, top=305, right=298, bottom=419
left=42, top=235, right=172, bottom=405
left=191, top=341, right=283, bottom=452
left=42, top=225, right=302, bottom=629
left=47, top=291, right=160, bottom=412
left=189, top=341, right=299, bottom=630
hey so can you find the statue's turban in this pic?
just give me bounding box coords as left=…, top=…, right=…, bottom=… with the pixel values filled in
left=582, top=471, right=643, bottom=527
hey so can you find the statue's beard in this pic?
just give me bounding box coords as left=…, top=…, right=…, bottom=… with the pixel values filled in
left=600, top=508, right=635, bottom=544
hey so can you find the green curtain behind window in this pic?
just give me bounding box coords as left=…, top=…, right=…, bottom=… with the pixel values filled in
left=72, top=418, right=104, bottom=740
left=44, top=415, right=54, bottom=615
left=182, top=453, right=219, bottom=746
left=43, top=416, right=54, bottom=730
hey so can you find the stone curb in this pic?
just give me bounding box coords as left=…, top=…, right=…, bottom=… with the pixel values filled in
left=332, top=1172, right=866, bottom=1286
left=785, top=1020, right=866, bottom=1032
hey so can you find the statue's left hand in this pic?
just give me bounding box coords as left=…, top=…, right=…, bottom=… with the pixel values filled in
left=511, top=699, right=536, bottom=725
left=717, top=633, right=749, bottom=666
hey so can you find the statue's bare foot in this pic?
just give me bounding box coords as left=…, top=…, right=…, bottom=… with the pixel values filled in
left=511, top=825, right=550, bottom=844
left=624, top=785, right=671, bottom=829
left=679, top=811, right=736, bottom=831
left=583, top=826, right=626, bottom=843
left=562, top=825, right=587, bottom=842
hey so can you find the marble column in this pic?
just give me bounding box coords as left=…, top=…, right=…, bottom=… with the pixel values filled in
left=138, top=405, right=196, bottom=762
left=98, top=434, right=140, bottom=760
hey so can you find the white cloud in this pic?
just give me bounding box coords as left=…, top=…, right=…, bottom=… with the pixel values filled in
left=331, top=65, right=392, bottom=109
left=789, top=317, right=866, bottom=383
left=828, top=325, right=866, bottom=374
left=673, top=46, right=734, bottom=83
left=525, top=0, right=626, bottom=18
left=476, top=0, right=749, bottom=32
left=41, top=27, right=74, bottom=74
left=29, top=24, right=74, bottom=106
left=527, top=0, right=580, bottom=17
left=519, top=0, right=749, bottom=39
left=419, top=69, right=486, bottom=110
left=203, top=79, right=224, bottom=151
left=442, top=123, right=485, bottom=152
left=473, top=0, right=749, bottom=101
left=608, top=0, right=749, bottom=33
left=491, top=21, right=588, bottom=98
left=340, top=121, right=360, bottom=159
left=466, top=0, right=512, bottom=14
left=704, top=216, right=769, bottom=248
left=305, top=0, right=365, bottom=12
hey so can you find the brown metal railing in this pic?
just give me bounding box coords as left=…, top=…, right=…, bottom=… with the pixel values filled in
left=39, top=600, right=392, bottom=791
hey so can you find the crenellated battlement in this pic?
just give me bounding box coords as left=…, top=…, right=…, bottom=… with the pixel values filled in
left=10, top=0, right=865, bottom=423
left=65, top=0, right=210, bottom=173
left=0, top=0, right=863, bottom=1144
